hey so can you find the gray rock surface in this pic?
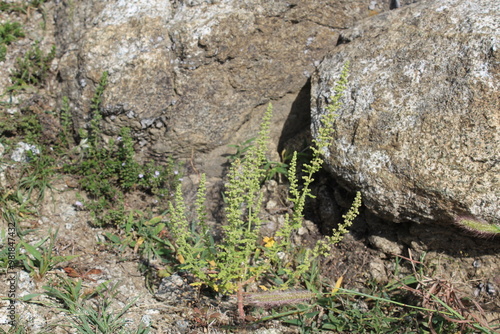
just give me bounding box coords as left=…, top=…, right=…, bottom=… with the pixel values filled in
left=311, top=0, right=499, bottom=233
left=11, top=142, right=40, bottom=162
left=54, top=0, right=394, bottom=177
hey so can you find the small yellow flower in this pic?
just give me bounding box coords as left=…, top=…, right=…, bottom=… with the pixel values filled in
left=190, top=282, right=204, bottom=287
left=263, top=236, right=275, bottom=248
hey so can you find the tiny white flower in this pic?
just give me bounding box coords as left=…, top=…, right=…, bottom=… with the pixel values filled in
left=74, top=201, right=83, bottom=207
left=154, top=171, right=160, bottom=177
left=138, top=174, right=144, bottom=178
left=174, top=170, right=179, bottom=175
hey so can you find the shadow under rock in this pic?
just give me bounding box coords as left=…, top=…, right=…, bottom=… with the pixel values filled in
left=277, top=78, right=312, bottom=155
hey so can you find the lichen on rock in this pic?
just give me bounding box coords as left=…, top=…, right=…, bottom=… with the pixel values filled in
left=311, top=0, right=499, bottom=235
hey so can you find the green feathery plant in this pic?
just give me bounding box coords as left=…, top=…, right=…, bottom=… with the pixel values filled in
left=0, top=112, right=42, bottom=144
left=267, top=62, right=359, bottom=281
left=169, top=106, right=273, bottom=296
left=169, top=62, right=360, bottom=320
left=0, top=21, right=24, bottom=61
left=59, top=96, right=73, bottom=149
left=282, top=61, right=351, bottom=246
left=88, top=71, right=108, bottom=152
left=0, top=21, right=24, bottom=43
left=64, top=71, right=179, bottom=226
left=9, top=41, right=55, bottom=90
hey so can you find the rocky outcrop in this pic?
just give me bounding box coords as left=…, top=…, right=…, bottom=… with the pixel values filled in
left=311, top=0, right=499, bottom=234
left=54, top=0, right=397, bottom=177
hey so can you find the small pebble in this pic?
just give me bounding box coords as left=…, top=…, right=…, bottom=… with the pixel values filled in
left=486, top=282, right=496, bottom=295
left=474, top=283, right=485, bottom=297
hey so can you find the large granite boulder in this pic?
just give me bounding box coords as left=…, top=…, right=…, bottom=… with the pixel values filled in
left=311, top=0, right=499, bottom=234
left=54, top=0, right=395, bottom=176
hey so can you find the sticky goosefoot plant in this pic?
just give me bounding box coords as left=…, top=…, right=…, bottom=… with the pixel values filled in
left=169, top=62, right=361, bottom=320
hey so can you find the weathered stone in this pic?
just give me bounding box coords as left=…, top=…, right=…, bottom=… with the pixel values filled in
left=368, top=235, right=403, bottom=256
left=11, top=142, right=40, bottom=162
left=311, top=0, right=499, bottom=234
left=54, top=0, right=395, bottom=177
left=368, top=258, right=388, bottom=282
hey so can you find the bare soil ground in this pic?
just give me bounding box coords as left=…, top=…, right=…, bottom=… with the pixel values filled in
left=0, top=174, right=498, bottom=333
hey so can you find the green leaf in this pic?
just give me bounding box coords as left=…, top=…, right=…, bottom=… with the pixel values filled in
left=153, top=222, right=166, bottom=235
left=296, top=304, right=309, bottom=311
left=53, top=255, right=79, bottom=263
left=18, top=293, right=42, bottom=302
left=322, top=323, right=340, bottom=330
left=21, top=241, right=42, bottom=261
left=283, top=318, right=303, bottom=326
left=304, top=311, right=320, bottom=319
left=104, top=232, right=122, bottom=244
left=146, top=216, right=163, bottom=225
